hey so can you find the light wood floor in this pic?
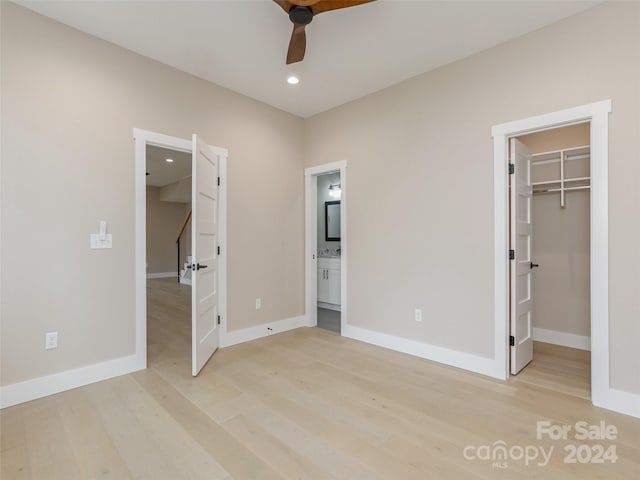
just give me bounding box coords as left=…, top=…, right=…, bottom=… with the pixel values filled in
left=2, top=278, right=639, bottom=479
left=511, top=341, right=591, bottom=400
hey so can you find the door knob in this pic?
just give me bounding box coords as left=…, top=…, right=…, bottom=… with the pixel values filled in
left=530, top=262, right=539, bottom=269
left=196, top=263, right=209, bottom=270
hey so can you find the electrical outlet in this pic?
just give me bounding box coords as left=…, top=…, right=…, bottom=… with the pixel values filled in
left=45, top=332, right=58, bottom=350
left=255, top=298, right=262, bottom=310
left=415, top=309, right=422, bottom=322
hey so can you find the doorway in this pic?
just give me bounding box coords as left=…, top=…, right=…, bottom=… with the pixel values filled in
left=304, top=161, right=347, bottom=334
left=509, top=123, right=591, bottom=400
left=133, top=129, right=228, bottom=377
left=491, top=100, right=611, bottom=408
left=145, top=144, right=193, bottom=373
left=316, top=171, right=342, bottom=333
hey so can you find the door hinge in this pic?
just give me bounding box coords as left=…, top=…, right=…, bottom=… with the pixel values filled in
left=217, top=315, right=220, bottom=325
left=217, top=245, right=221, bottom=255
left=509, top=163, right=515, bottom=174
left=509, top=335, right=515, bottom=347
left=217, top=176, right=220, bottom=186
left=509, top=249, right=515, bottom=260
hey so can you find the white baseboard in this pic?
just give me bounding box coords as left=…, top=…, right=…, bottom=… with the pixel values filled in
left=179, top=277, right=192, bottom=286
left=533, top=327, right=591, bottom=351
left=317, top=302, right=341, bottom=312
left=146, top=272, right=177, bottom=279
left=0, top=353, right=145, bottom=409
left=594, top=388, right=640, bottom=419
left=342, top=324, right=503, bottom=379
left=221, top=315, right=305, bottom=348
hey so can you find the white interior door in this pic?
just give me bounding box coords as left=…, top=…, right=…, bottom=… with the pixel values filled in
left=191, top=134, right=220, bottom=376
left=510, top=138, right=534, bottom=374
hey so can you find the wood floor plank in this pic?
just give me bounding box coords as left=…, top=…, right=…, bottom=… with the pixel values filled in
left=56, top=388, right=133, bottom=479
left=21, top=395, right=84, bottom=480
left=132, top=369, right=284, bottom=480
left=222, top=414, right=336, bottom=480
left=511, top=342, right=591, bottom=399
left=0, top=407, right=30, bottom=480
left=85, top=376, right=231, bottom=480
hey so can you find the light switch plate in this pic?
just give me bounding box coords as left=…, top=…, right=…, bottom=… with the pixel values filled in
left=90, top=233, right=113, bottom=249
left=45, top=332, right=58, bottom=350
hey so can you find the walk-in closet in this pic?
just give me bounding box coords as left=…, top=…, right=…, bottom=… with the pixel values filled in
left=511, top=123, right=591, bottom=399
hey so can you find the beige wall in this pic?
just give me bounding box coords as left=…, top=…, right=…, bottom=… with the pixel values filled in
left=518, top=124, right=590, bottom=338
left=303, top=2, right=640, bottom=394
left=146, top=187, right=187, bottom=275
left=0, top=3, right=305, bottom=386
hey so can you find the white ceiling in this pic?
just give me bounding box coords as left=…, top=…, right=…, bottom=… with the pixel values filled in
left=18, top=0, right=599, bottom=118
left=146, top=145, right=191, bottom=187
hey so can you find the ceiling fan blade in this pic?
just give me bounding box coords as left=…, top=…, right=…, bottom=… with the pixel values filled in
left=288, top=0, right=322, bottom=6
left=273, top=0, right=294, bottom=13
left=312, top=0, right=376, bottom=15
left=286, top=23, right=307, bottom=64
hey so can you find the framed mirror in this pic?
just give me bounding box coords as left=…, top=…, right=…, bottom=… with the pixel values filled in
left=325, top=201, right=341, bottom=241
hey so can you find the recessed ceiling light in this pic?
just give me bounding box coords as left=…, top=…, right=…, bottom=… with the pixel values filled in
left=165, top=158, right=174, bottom=163
left=287, top=76, right=299, bottom=85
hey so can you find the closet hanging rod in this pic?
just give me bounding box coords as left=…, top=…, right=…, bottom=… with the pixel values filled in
left=533, top=185, right=591, bottom=194
left=531, top=144, right=590, bottom=158
left=532, top=153, right=590, bottom=166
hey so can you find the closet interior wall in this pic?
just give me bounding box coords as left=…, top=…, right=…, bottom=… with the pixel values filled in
left=516, top=123, right=591, bottom=345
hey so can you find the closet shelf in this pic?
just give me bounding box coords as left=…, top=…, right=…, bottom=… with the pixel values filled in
left=531, top=144, right=590, bottom=164
left=532, top=176, right=590, bottom=187
left=531, top=146, right=590, bottom=208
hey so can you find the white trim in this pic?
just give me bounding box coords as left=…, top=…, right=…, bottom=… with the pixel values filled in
left=0, top=354, right=144, bottom=409
left=598, top=389, right=640, bottom=419
left=492, top=101, right=624, bottom=413
left=221, top=316, right=306, bottom=348
left=532, top=327, right=591, bottom=351
left=146, top=272, right=178, bottom=279
left=304, top=161, right=346, bottom=177
left=133, top=128, right=228, bottom=375
left=304, top=161, right=348, bottom=332
left=217, top=149, right=228, bottom=348
left=304, top=171, right=318, bottom=327
left=343, top=325, right=502, bottom=379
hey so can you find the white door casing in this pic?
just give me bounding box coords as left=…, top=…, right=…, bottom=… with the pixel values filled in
left=510, top=138, right=534, bottom=374
left=304, top=161, right=347, bottom=331
left=191, top=134, right=220, bottom=376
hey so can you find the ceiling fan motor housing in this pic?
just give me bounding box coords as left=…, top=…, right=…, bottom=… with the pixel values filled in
left=289, top=6, right=313, bottom=25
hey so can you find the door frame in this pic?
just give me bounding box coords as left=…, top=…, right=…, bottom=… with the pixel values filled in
left=491, top=100, right=610, bottom=407
left=133, top=128, right=228, bottom=366
left=304, top=161, right=347, bottom=332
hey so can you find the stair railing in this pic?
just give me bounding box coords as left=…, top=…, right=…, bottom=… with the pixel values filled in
left=176, top=209, right=192, bottom=283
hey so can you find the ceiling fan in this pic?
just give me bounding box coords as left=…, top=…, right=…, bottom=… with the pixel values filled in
left=273, top=0, right=376, bottom=64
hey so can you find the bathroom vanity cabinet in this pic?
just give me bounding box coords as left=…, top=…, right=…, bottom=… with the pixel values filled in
left=317, top=257, right=341, bottom=308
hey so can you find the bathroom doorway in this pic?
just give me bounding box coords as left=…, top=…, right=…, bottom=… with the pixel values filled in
left=316, top=172, right=342, bottom=333
left=304, top=161, right=348, bottom=335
